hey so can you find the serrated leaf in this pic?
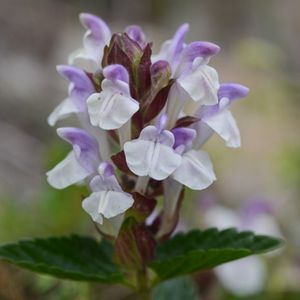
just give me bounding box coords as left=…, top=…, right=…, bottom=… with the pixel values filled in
left=0, top=235, right=124, bottom=284
left=151, top=228, right=283, bottom=281
left=152, top=276, right=198, bottom=300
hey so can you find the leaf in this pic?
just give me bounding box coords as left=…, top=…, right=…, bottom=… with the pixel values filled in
left=151, top=228, right=283, bottom=281
left=152, top=276, right=198, bottom=300
left=0, top=235, right=124, bottom=284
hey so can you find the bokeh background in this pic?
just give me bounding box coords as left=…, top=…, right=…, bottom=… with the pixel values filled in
left=0, top=0, right=299, bottom=299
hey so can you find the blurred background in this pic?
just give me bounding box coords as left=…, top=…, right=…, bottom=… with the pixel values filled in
left=0, top=0, right=299, bottom=299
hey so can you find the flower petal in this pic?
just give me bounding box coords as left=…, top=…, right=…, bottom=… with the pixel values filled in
left=125, top=25, right=146, bottom=48
left=152, top=23, right=189, bottom=65
left=56, top=65, right=95, bottom=111
left=103, top=64, right=129, bottom=84
left=192, top=121, right=214, bottom=149
left=168, top=23, right=189, bottom=62
left=79, top=13, right=111, bottom=59
left=68, top=50, right=99, bottom=73
left=182, top=41, right=220, bottom=63
left=203, top=109, right=241, bottom=148
left=218, top=83, right=249, bottom=102
left=81, top=192, right=104, bottom=224
left=177, top=64, right=219, bottom=104
left=124, top=139, right=182, bottom=180
left=100, top=191, right=134, bottom=218
left=172, top=149, right=216, bottom=190
left=57, top=127, right=100, bottom=173
left=46, top=151, right=90, bottom=189
left=47, top=98, right=80, bottom=126
left=82, top=190, right=134, bottom=221
left=87, top=90, right=139, bottom=130
left=171, top=127, right=196, bottom=149
left=89, top=173, right=122, bottom=193
left=100, top=214, right=125, bottom=237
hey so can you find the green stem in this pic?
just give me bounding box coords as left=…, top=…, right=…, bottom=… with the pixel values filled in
left=136, top=268, right=151, bottom=300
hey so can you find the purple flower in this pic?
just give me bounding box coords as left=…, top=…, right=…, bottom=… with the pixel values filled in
left=193, top=83, right=249, bottom=148
left=46, top=127, right=100, bottom=189
left=69, top=13, right=111, bottom=73
left=48, top=65, right=95, bottom=126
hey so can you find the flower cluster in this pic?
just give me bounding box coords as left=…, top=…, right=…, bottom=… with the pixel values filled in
left=47, top=13, right=249, bottom=238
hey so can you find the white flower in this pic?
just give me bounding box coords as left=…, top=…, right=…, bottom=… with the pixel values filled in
left=82, top=162, right=134, bottom=236
left=87, top=64, right=139, bottom=130
left=124, top=116, right=182, bottom=180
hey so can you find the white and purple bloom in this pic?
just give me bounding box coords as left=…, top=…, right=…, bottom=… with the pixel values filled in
left=47, top=127, right=133, bottom=236
left=193, top=83, right=249, bottom=148
left=82, top=162, right=134, bottom=236
left=124, top=115, right=182, bottom=181
left=48, top=65, right=95, bottom=126
left=69, top=13, right=111, bottom=73
left=87, top=64, right=139, bottom=130
left=153, top=24, right=220, bottom=127
left=47, top=14, right=249, bottom=239
left=46, top=127, right=100, bottom=189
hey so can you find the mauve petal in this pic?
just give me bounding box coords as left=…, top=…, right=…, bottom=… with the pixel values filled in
left=169, top=23, right=189, bottom=61
left=56, top=65, right=95, bottom=111
left=79, top=13, right=111, bottom=46
left=125, top=25, right=146, bottom=47
left=57, top=127, right=100, bottom=173
left=171, top=127, right=196, bottom=149
left=182, top=41, right=220, bottom=63
left=218, top=83, right=249, bottom=101
left=103, top=64, right=129, bottom=84
left=98, top=161, right=115, bottom=177
left=56, top=65, right=94, bottom=93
